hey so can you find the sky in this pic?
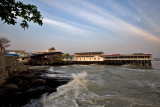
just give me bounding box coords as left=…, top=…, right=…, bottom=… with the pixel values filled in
left=0, top=0, right=160, bottom=58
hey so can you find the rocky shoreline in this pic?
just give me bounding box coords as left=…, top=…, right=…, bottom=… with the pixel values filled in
left=0, top=69, right=72, bottom=107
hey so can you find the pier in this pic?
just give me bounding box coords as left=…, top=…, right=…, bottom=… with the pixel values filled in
left=104, top=53, right=152, bottom=66
left=63, top=53, right=152, bottom=66
left=24, top=51, right=152, bottom=66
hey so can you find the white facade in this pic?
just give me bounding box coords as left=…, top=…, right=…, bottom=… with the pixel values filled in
left=74, top=52, right=104, bottom=62
left=75, top=56, right=104, bottom=61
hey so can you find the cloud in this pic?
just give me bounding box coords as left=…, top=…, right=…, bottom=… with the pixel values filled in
left=122, top=22, right=160, bottom=42
left=43, top=18, right=93, bottom=37
left=0, top=34, right=10, bottom=38
left=134, top=16, right=141, bottom=22
left=128, top=0, right=160, bottom=33
left=40, top=0, right=160, bottom=42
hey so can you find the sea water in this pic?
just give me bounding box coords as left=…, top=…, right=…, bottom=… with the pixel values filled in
left=24, top=61, right=160, bottom=107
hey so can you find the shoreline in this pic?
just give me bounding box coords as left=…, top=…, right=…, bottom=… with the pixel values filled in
left=0, top=69, right=72, bottom=107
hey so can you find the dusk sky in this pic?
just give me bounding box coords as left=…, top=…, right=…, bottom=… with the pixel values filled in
left=0, top=0, right=160, bottom=58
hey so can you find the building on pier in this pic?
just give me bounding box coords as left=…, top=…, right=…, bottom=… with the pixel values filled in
left=35, top=47, right=56, bottom=54
left=104, top=53, right=152, bottom=66
left=72, top=52, right=104, bottom=64
left=29, top=52, right=63, bottom=65
left=74, top=52, right=104, bottom=61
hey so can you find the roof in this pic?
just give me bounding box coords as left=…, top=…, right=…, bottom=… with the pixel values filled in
left=5, top=53, right=19, bottom=56
left=5, top=50, right=25, bottom=53
left=104, top=54, right=151, bottom=57
left=75, top=52, right=104, bottom=54
left=32, top=52, right=63, bottom=56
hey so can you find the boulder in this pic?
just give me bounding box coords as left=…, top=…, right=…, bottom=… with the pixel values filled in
left=25, top=86, right=47, bottom=99
left=26, top=86, right=46, bottom=93
left=0, top=88, right=8, bottom=96
left=19, top=80, right=30, bottom=88
left=32, top=79, right=46, bottom=86
left=4, top=83, right=19, bottom=90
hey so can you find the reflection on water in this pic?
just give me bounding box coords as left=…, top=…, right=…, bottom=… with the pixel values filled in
left=25, top=61, right=160, bottom=107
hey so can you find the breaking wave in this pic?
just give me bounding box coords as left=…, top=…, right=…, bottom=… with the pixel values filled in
left=41, top=71, right=105, bottom=107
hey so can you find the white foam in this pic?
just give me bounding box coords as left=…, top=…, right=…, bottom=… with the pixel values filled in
left=47, top=67, right=54, bottom=72
left=41, top=71, right=104, bottom=107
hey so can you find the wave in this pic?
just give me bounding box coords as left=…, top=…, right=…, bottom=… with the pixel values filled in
left=41, top=71, right=104, bottom=107
left=23, top=70, right=160, bottom=107
left=130, top=80, right=160, bottom=93
left=47, top=67, right=54, bottom=72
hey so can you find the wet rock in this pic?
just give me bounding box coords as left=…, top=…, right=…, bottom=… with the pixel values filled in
left=4, top=83, right=19, bottom=90
left=26, top=86, right=46, bottom=93
left=0, top=88, right=8, bottom=96
left=32, top=79, right=46, bottom=86
left=0, top=69, right=71, bottom=107
left=19, top=80, right=30, bottom=88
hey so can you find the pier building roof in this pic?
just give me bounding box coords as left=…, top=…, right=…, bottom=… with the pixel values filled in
left=75, top=52, right=104, bottom=55
left=103, top=53, right=151, bottom=57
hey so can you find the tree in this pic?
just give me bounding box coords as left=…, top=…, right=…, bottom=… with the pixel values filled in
left=63, top=53, right=70, bottom=57
left=0, top=37, right=11, bottom=48
left=0, top=0, right=43, bottom=29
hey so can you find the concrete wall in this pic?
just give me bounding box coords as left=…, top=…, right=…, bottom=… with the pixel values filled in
left=5, top=56, right=30, bottom=73
left=0, top=53, right=8, bottom=85
left=0, top=54, right=30, bottom=85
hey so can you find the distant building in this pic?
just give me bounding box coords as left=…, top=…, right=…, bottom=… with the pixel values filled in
left=34, top=51, right=45, bottom=54
left=104, top=53, right=152, bottom=66
left=5, top=50, right=28, bottom=57
left=5, top=50, right=25, bottom=54
left=19, top=56, right=31, bottom=63
left=63, top=55, right=76, bottom=62
left=35, top=47, right=56, bottom=54
left=104, top=53, right=152, bottom=60
left=29, top=52, right=63, bottom=65
left=74, top=52, right=104, bottom=62
left=46, top=47, right=56, bottom=52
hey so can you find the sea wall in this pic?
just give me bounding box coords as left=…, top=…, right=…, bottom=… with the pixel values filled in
left=5, top=56, right=30, bottom=74
left=0, top=53, right=8, bottom=85
left=0, top=54, right=30, bottom=85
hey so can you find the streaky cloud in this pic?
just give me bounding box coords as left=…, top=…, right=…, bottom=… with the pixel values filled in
left=43, top=18, right=93, bottom=37
left=42, top=0, right=160, bottom=43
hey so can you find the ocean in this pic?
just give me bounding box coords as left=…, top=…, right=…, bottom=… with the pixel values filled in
left=24, top=61, right=160, bottom=107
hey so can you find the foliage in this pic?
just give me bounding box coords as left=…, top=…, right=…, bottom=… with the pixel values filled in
left=0, top=37, right=11, bottom=48
left=63, top=53, right=70, bottom=57
left=0, top=0, right=43, bottom=29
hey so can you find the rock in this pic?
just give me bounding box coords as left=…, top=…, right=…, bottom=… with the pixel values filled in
left=19, top=80, right=30, bottom=88
left=32, top=79, right=46, bottom=86
left=0, top=69, right=71, bottom=107
left=0, top=88, right=8, bottom=96
left=25, top=86, right=47, bottom=99
left=4, top=83, right=19, bottom=90
left=12, top=78, right=22, bottom=85
left=26, top=86, right=46, bottom=93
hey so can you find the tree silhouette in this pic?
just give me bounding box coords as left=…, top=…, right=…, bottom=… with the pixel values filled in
left=0, top=37, right=10, bottom=48
left=0, top=0, right=43, bottom=29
